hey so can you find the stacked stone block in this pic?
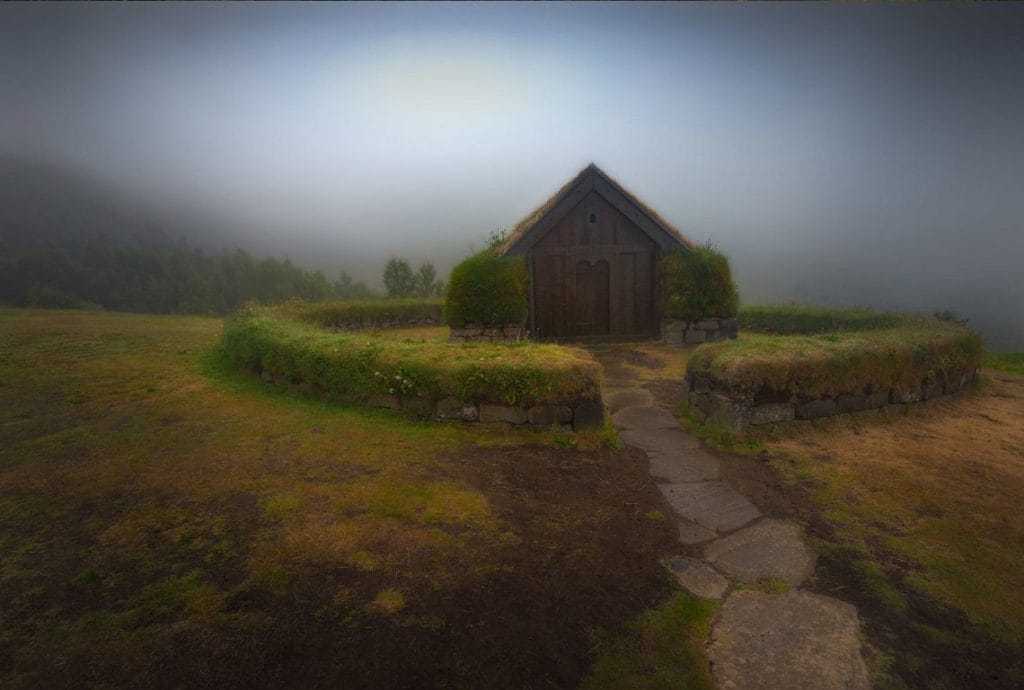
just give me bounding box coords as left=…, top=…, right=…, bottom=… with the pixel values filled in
left=684, top=369, right=978, bottom=432
left=448, top=323, right=525, bottom=343
left=328, top=317, right=440, bottom=332
left=663, top=317, right=738, bottom=347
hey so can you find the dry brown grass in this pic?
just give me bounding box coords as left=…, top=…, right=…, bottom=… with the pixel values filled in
left=767, top=371, right=1024, bottom=647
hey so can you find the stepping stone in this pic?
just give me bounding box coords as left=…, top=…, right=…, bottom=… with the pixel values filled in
left=709, top=590, right=870, bottom=690
left=704, top=519, right=817, bottom=587
left=619, top=427, right=702, bottom=453
left=602, top=380, right=640, bottom=392
left=648, top=448, right=720, bottom=483
left=664, top=556, right=729, bottom=599
left=611, top=405, right=680, bottom=431
left=658, top=482, right=761, bottom=532
left=605, top=388, right=654, bottom=413
left=678, top=520, right=718, bottom=545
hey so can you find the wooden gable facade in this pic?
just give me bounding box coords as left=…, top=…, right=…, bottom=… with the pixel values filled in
left=496, top=164, right=692, bottom=341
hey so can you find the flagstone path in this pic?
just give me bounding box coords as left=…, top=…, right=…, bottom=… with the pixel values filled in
left=596, top=351, right=872, bottom=690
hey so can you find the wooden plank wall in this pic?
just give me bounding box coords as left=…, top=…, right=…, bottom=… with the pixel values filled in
left=530, top=190, right=657, bottom=340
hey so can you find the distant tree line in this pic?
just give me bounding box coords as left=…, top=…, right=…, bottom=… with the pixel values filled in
left=0, top=156, right=447, bottom=314
left=0, top=237, right=377, bottom=314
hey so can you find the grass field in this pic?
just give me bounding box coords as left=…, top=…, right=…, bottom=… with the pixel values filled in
left=0, top=309, right=706, bottom=688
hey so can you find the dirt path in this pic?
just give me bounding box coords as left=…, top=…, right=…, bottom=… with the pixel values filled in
left=592, top=347, right=871, bottom=689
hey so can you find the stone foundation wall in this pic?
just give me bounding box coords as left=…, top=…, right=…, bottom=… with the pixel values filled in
left=683, top=369, right=978, bottom=432
left=448, top=323, right=526, bottom=343
left=257, top=370, right=602, bottom=431
left=663, top=317, right=738, bottom=347
left=326, top=317, right=440, bottom=332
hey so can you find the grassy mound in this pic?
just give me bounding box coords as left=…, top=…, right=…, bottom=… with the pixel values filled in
left=221, top=303, right=600, bottom=407
left=292, top=299, right=442, bottom=328
left=689, top=306, right=982, bottom=400
left=739, top=304, right=903, bottom=334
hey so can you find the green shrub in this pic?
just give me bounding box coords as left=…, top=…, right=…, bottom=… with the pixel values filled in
left=661, top=242, right=738, bottom=321
left=443, top=251, right=528, bottom=327
left=292, top=299, right=442, bottom=328
left=739, top=305, right=903, bottom=335
left=220, top=304, right=599, bottom=407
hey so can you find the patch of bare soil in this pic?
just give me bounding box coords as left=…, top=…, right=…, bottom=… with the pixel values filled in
left=18, top=444, right=678, bottom=690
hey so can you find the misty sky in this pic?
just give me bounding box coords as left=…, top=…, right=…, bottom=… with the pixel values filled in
left=2, top=2, right=1023, bottom=346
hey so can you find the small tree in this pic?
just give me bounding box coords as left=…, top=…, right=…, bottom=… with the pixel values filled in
left=413, top=262, right=440, bottom=297
left=382, top=258, right=415, bottom=298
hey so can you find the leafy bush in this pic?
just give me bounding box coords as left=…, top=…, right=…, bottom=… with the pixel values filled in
left=661, top=242, right=738, bottom=321
left=739, top=305, right=903, bottom=334
left=220, top=304, right=600, bottom=407
left=292, top=299, right=442, bottom=328
left=443, top=251, right=528, bottom=327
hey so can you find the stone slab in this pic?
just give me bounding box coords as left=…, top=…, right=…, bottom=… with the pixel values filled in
left=648, top=449, right=720, bottom=483
left=605, top=388, right=655, bottom=413
left=704, top=519, right=817, bottom=586
left=435, top=398, right=478, bottom=421
left=658, top=482, right=761, bottom=532
left=796, top=398, right=836, bottom=420
left=618, top=428, right=702, bottom=453
left=526, top=405, right=573, bottom=425
left=678, top=521, right=718, bottom=545
left=573, top=402, right=605, bottom=430
left=611, top=405, right=680, bottom=431
left=663, top=556, right=729, bottom=599
left=835, top=393, right=868, bottom=414
left=709, top=590, right=870, bottom=690
left=479, top=404, right=528, bottom=425
left=751, top=402, right=795, bottom=426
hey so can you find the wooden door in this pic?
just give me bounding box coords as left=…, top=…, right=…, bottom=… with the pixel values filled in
left=534, top=254, right=569, bottom=338
left=573, top=259, right=610, bottom=336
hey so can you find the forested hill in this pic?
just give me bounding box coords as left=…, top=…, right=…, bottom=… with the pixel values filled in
left=0, top=156, right=374, bottom=313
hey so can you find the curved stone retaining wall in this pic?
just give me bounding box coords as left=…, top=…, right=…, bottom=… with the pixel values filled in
left=663, top=317, right=738, bottom=347
left=448, top=323, right=525, bottom=343
left=257, top=370, right=603, bottom=431
left=326, top=316, right=441, bottom=333
left=683, top=368, right=978, bottom=432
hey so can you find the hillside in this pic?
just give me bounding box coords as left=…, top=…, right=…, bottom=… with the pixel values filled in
left=0, top=156, right=374, bottom=312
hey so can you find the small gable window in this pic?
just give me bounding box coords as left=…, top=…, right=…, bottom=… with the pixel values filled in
left=588, top=213, right=597, bottom=223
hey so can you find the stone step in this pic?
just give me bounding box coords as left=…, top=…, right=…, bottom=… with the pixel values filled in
left=618, top=427, right=703, bottom=453
left=704, top=519, right=817, bottom=587
left=658, top=481, right=762, bottom=532
left=663, top=556, right=729, bottom=600
left=648, top=448, right=720, bottom=483
left=604, top=388, right=655, bottom=413
left=709, top=590, right=870, bottom=690
left=611, top=404, right=680, bottom=431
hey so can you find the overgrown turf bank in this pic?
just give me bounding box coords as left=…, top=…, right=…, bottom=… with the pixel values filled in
left=293, top=298, right=442, bottom=330
left=738, top=304, right=903, bottom=335
left=685, top=306, right=982, bottom=430
left=221, top=302, right=603, bottom=428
